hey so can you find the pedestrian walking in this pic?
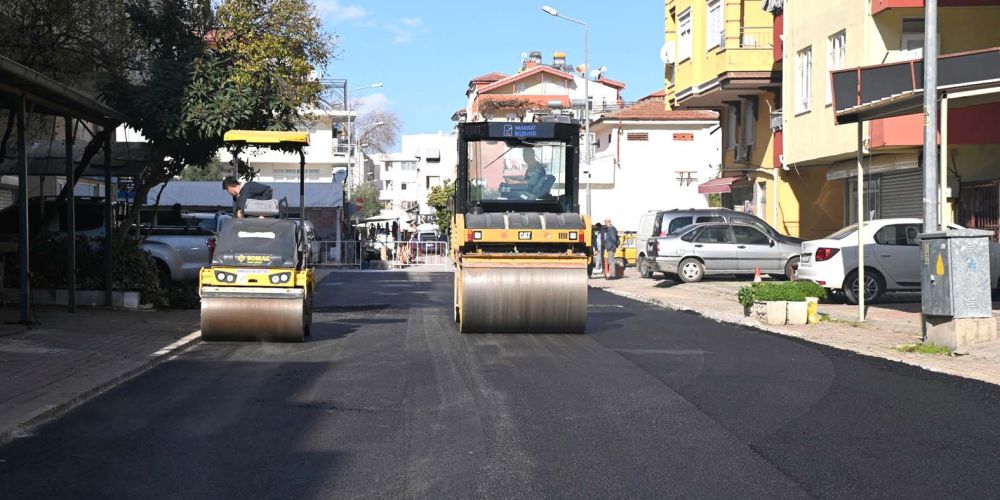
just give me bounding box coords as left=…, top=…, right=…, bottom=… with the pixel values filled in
left=591, top=222, right=604, bottom=278
left=603, top=218, right=619, bottom=279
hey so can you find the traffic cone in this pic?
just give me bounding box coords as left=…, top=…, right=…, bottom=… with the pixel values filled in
left=753, top=266, right=762, bottom=283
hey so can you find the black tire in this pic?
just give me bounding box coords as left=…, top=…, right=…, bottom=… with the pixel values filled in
left=638, top=256, right=654, bottom=279
left=843, top=269, right=885, bottom=305
left=784, top=256, right=800, bottom=281
left=677, top=258, right=705, bottom=283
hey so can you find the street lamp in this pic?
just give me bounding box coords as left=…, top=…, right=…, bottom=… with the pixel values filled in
left=542, top=5, right=591, bottom=216
left=345, top=82, right=384, bottom=205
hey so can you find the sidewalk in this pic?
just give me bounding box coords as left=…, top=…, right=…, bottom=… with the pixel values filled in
left=0, top=307, right=200, bottom=444
left=591, top=269, right=1000, bottom=386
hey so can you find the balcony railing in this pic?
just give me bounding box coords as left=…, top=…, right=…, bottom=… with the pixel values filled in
left=720, top=27, right=773, bottom=50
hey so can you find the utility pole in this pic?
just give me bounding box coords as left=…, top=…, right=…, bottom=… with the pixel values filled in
left=923, top=0, right=938, bottom=233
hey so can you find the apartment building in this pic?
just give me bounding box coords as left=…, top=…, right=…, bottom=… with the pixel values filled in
left=376, top=131, right=458, bottom=225
left=780, top=0, right=1000, bottom=238
left=664, top=0, right=791, bottom=233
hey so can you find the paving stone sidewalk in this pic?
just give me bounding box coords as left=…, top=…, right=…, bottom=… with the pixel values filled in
left=591, top=269, right=1000, bottom=386
left=0, top=307, right=200, bottom=444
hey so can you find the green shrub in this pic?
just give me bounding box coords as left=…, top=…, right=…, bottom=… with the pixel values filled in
left=738, top=281, right=823, bottom=307
left=26, top=234, right=165, bottom=306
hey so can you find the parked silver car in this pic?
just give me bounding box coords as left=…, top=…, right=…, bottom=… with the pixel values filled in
left=645, top=222, right=801, bottom=282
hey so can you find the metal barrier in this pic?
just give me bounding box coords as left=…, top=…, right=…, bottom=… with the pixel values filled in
left=312, top=240, right=362, bottom=268
left=358, top=240, right=451, bottom=271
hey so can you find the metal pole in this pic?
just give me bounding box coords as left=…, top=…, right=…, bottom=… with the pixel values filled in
left=16, top=96, right=29, bottom=323
left=922, top=0, right=939, bottom=233
left=231, top=149, right=238, bottom=215
left=857, top=121, right=865, bottom=321
left=345, top=86, right=352, bottom=209
left=104, top=132, right=113, bottom=307
left=65, top=117, right=76, bottom=313
left=940, top=94, right=948, bottom=228
left=299, top=150, right=306, bottom=221
left=583, top=22, right=591, bottom=217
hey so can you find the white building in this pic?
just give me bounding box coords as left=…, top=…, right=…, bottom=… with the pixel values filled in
left=376, top=131, right=458, bottom=226
left=237, top=109, right=354, bottom=183
left=587, top=94, right=720, bottom=231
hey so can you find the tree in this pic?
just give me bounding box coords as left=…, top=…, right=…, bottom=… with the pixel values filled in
left=178, top=160, right=231, bottom=181
left=427, top=180, right=456, bottom=233
left=100, top=0, right=334, bottom=238
left=352, top=181, right=382, bottom=220
left=354, top=108, right=402, bottom=155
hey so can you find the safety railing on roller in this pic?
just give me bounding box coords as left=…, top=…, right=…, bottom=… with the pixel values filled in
left=311, top=240, right=363, bottom=268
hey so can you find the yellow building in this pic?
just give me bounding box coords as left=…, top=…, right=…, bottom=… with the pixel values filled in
left=782, top=1, right=1000, bottom=238
left=664, top=0, right=796, bottom=234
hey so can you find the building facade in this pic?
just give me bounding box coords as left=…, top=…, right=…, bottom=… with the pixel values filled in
left=376, top=131, right=458, bottom=226
left=664, top=0, right=794, bottom=234
left=588, top=95, right=720, bottom=231
left=780, top=0, right=1000, bottom=238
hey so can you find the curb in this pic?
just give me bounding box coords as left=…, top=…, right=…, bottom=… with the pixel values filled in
left=0, top=331, right=202, bottom=446
left=593, top=285, right=1000, bottom=387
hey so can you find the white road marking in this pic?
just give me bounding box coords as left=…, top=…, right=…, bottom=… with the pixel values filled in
left=151, top=331, right=202, bottom=357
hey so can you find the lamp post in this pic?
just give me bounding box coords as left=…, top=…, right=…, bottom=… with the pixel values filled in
left=346, top=82, right=384, bottom=205
left=542, top=5, right=590, bottom=216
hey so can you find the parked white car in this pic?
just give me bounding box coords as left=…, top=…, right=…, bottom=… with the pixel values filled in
left=797, top=218, right=1000, bottom=304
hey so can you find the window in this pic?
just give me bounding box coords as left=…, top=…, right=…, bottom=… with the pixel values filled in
left=695, top=226, right=734, bottom=244
left=401, top=162, right=417, bottom=171
left=696, top=215, right=724, bottom=223
left=733, top=225, right=771, bottom=245
left=846, top=176, right=881, bottom=224
left=706, top=0, right=723, bottom=50
left=741, top=97, right=757, bottom=146
left=827, top=31, right=846, bottom=105
left=384, top=180, right=393, bottom=191
left=426, top=176, right=441, bottom=189
left=667, top=216, right=693, bottom=234
left=874, top=224, right=921, bottom=246
left=626, top=132, right=649, bottom=141
left=732, top=217, right=772, bottom=237
left=680, top=229, right=698, bottom=242
left=677, top=8, right=692, bottom=62
left=401, top=183, right=410, bottom=191
left=796, top=47, right=812, bottom=113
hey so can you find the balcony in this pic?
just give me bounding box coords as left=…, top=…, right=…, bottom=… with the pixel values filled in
left=872, top=0, right=1000, bottom=15
left=669, top=25, right=777, bottom=108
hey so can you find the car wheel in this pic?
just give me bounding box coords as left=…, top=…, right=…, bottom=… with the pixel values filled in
left=843, top=269, right=885, bottom=305
left=677, top=258, right=704, bottom=283
left=784, top=256, right=800, bottom=281
left=638, top=256, right=654, bottom=279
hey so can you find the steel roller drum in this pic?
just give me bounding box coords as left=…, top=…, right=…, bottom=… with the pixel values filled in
left=460, top=267, right=587, bottom=333
left=200, top=287, right=306, bottom=342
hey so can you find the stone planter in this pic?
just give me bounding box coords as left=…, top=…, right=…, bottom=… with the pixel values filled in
left=786, top=301, right=808, bottom=325
left=752, top=301, right=788, bottom=326
left=2, top=289, right=144, bottom=310
left=805, top=297, right=820, bottom=324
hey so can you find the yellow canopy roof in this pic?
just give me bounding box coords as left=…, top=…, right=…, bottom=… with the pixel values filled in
left=223, top=130, right=310, bottom=146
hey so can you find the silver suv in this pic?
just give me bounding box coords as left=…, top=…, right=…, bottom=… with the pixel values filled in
left=635, top=208, right=798, bottom=279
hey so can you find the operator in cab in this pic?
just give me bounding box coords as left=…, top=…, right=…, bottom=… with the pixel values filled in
left=522, top=149, right=547, bottom=191
left=223, top=176, right=273, bottom=218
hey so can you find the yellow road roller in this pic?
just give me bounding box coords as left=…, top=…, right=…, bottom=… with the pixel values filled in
left=451, top=121, right=592, bottom=333
left=199, top=130, right=314, bottom=342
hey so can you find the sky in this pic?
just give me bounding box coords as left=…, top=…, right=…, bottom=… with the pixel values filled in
left=314, top=0, right=666, bottom=148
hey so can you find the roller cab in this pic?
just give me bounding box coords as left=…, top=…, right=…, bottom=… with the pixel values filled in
left=452, top=122, right=592, bottom=334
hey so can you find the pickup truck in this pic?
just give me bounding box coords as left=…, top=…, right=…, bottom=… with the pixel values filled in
left=0, top=198, right=216, bottom=284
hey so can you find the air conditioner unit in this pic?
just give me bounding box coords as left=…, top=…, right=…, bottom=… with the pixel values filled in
left=770, top=111, right=783, bottom=131
left=735, top=144, right=751, bottom=163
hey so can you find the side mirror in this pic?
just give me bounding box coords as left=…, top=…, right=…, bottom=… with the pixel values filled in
left=769, top=239, right=776, bottom=247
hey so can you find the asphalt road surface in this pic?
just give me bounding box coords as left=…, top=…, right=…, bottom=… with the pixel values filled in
left=3, top=271, right=1000, bottom=499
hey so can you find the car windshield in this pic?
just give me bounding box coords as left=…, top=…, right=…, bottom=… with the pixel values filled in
left=826, top=223, right=865, bottom=240
left=466, top=140, right=568, bottom=210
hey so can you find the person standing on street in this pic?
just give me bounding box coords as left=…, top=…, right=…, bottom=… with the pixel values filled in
left=603, top=218, right=619, bottom=279
left=223, top=176, right=273, bottom=218
left=591, top=222, right=604, bottom=278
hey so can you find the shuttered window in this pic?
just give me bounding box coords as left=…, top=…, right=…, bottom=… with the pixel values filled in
left=627, top=132, right=649, bottom=141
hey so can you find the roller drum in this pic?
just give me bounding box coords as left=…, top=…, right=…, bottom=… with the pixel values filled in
left=200, top=287, right=306, bottom=342
left=460, top=267, right=587, bottom=333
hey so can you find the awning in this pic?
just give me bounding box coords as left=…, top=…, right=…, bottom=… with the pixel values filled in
left=698, top=176, right=743, bottom=194
left=826, top=152, right=919, bottom=181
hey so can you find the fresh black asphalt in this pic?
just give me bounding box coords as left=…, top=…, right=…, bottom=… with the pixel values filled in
left=2, top=271, right=1000, bottom=498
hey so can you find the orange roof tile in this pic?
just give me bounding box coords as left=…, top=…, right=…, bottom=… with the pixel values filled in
left=476, top=65, right=575, bottom=94
left=470, top=72, right=507, bottom=84
left=597, top=76, right=626, bottom=89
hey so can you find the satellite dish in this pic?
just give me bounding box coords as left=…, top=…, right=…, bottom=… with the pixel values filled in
left=575, top=64, right=587, bottom=75
left=521, top=52, right=528, bottom=59
left=659, top=43, right=674, bottom=64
